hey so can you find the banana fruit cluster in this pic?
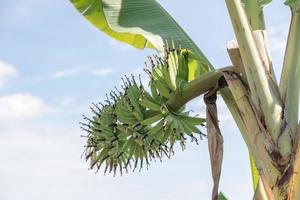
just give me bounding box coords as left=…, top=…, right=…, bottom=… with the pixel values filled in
left=81, top=48, right=205, bottom=176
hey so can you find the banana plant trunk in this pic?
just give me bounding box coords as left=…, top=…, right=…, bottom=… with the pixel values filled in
left=223, top=71, right=289, bottom=200
left=221, top=1, right=300, bottom=199
left=223, top=71, right=300, bottom=200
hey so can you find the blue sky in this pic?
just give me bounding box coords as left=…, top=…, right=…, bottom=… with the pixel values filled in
left=0, top=1, right=291, bottom=200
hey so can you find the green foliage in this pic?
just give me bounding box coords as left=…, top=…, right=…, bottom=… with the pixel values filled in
left=70, top=0, right=152, bottom=49
left=81, top=49, right=205, bottom=175
left=285, top=0, right=300, bottom=11
left=218, top=192, right=229, bottom=200
left=70, top=0, right=213, bottom=79
left=250, top=155, right=260, bottom=190
left=243, top=0, right=271, bottom=8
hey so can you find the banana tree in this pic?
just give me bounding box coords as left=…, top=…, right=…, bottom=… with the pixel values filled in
left=70, top=0, right=300, bottom=199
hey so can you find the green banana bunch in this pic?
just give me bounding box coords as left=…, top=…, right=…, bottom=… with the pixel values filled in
left=81, top=48, right=206, bottom=176
left=145, top=48, right=190, bottom=99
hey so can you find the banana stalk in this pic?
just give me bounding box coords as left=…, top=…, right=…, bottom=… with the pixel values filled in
left=279, top=6, right=300, bottom=137
left=225, top=0, right=286, bottom=152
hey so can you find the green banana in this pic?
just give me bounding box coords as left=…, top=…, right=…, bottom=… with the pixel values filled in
left=153, top=80, right=171, bottom=98
left=139, top=98, right=161, bottom=111
left=141, top=113, right=164, bottom=126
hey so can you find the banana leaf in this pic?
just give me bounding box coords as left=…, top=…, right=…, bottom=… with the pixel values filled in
left=70, top=0, right=213, bottom=79
left=250, top=154, right=260, bottom=190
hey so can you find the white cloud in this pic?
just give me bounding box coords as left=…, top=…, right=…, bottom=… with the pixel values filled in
left=49, top=67, right=83, bottom=79
left=268, top=23, right=289, bottom=55
left=0, top=94, right=47, bottom=120
left=49, top=66, right=114, bottom=78
left=32, top=66, right=115, bottom=81
left=0, top=60, right=18, bottom=87
left=89, top=68, right=113, bottom=76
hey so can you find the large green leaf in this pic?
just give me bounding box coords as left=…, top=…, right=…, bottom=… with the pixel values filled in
left=70, top=0, right=151, bottom=49
left=70, top=0, right=213, bottom=78
left=250, top=154, right=260, bottom=190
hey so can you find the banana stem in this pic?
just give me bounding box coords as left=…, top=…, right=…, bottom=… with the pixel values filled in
left=166, top=66, right=238, bottom=110
left=225, top=0, right=290, bottom=156
left=279, top=9, right=300, bottom=136
left=288, top=125, right=300, bottom=199
left=243, top=0, right=266, bottom=30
